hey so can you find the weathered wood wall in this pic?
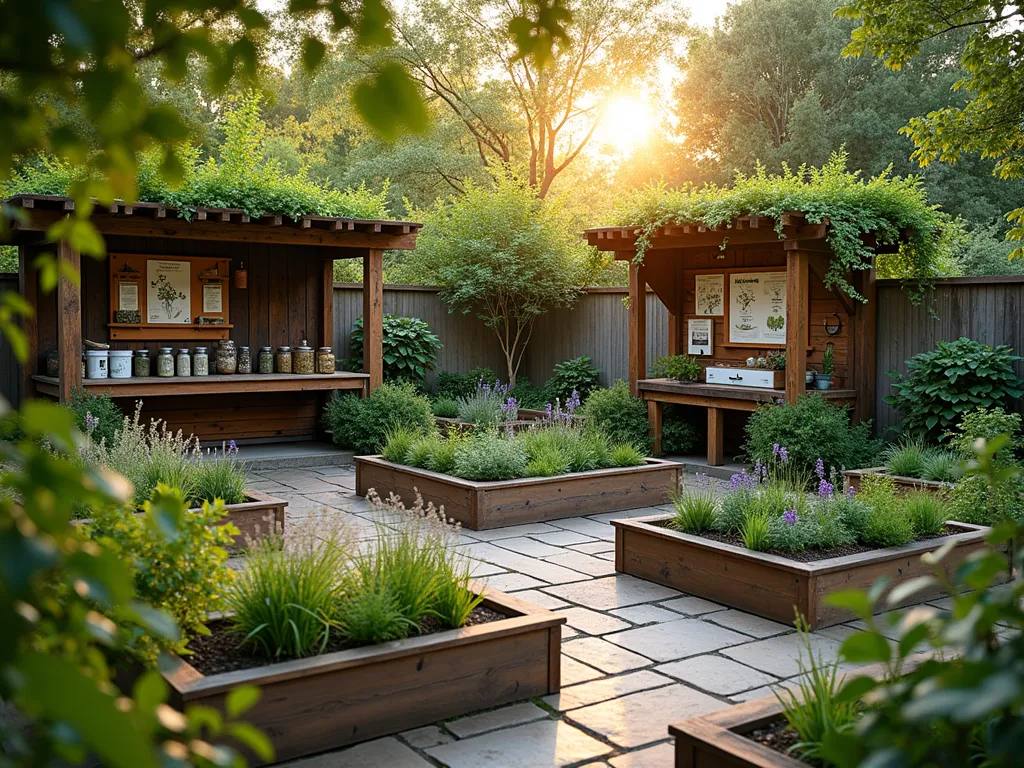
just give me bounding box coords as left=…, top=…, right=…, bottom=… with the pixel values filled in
left=0, top=273, right=20, bottom=408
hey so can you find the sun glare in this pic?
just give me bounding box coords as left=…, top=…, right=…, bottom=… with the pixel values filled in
left=595, top=95, right=656, bottom=156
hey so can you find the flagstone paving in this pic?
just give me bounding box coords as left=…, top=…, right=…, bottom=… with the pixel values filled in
left=248, top=464, right=935, bottom=768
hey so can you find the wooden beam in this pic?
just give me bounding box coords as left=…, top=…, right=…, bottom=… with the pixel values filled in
left=18, top=245, right=38, bottom=401
left=585, top=223, right=828, bottom=252
left=806, top=251, right=857, bottom=316
left=321, top=258, right=335, bottom=351
left=852, top=267, right=877, bottom=424
left=708, top=407, right=724, bottom=466
left=667, top=312, right=685, bottom=356
left=362, top=249, right=384, bottom=392
left=785, top=250, right=810, bottom=405
left=56, top=241, right=82, bottom=403
left=648, top=400, right=663, bottom=457
left=628, top=259, right=647, bottom=396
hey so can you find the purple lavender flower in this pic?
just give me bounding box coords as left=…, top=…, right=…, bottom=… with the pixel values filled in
left=772, top=443, right=781, bottom=458
left=545, top=402, right=553, bottom=419
left=228, top=439, right=238, bottom=456
left=815, top=458, right=825, bottom=480
left=818, top=478, right=834, bottom=498
left=84, top=412, right=99, bottom=433
left=753, top=459, right=764, bottom=482
left=846, top=485, right=856, bottom=498
left=779, top=446, right=789, bottom=464
left=565, top=390, right=581, bottom=415
left=783, top=509, right=798, bottom=525
left=501, top=396, right=518, bottom=414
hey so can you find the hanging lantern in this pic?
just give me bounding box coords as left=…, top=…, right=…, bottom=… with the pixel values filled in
left=234, top=261, right=248, bottom=289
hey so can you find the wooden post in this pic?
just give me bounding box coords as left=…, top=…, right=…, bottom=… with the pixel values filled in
left=785, top=249, right=809, bottom=405
left=628, top=260, right=647, bottom=396
left=852, top=267, right=877, bottom=423
left=667, top=312, right=685, bottom=357
left=17, top=245, right=38, bottom=402
left=56, top=241, right=82, bottom=403
left=648, top=399, right=663, bottom=456
left=321, top=257, right=335, bottom=352
left=362, top=249, right=384, bottom=392
left=708, top=407, right=724, bottom=466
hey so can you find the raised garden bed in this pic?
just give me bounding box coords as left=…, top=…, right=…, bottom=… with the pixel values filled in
left=843, top=466, right=952, bottom=495
left=613, top=514, right=1008, bottom=629
left=355, top=456, right=681, bottom=530
left=160, top=583, right=564, bottom=764
left=213, top=490, right=287, bottom=548
left=434, top=408, right=548, bottom=436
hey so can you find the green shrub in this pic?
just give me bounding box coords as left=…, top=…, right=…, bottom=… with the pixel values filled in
left=649, top=355, right=703, bottom=382
left=668, top=485, right=719, bottom=534
left=882, top=438, right=927, bottom=478
left=806, top=502, right=857, bottom=549
left=902, top=491, right=949, bottom=535
left=562, top=429, right=611, bottom=472
left=858, top=475, right=915, bottom=547
left=426, top=433, right=463, bottom=475
left=406, top=433, right=442, bottom=468
left=324, top=382, right=434, bottom=455
left=768, top=500, right=815, bottom=553
left=947, top=473, right=1024, bottom=525
left=435, top=367, right=496, bottom=400
left=453, top=431, right=528, bottom=480
left=349, top=314, right=442, bottom=385
left=526, top=445, right=570, bottom=477
left=381, top=425, right=422, bottom=464
left=508, top=376, right=547, bottom=409
left=743, top=395, right=881, bottom=477
left=141, top=443, right=198, bottom=508
left=920, top=449, right=960, bottom=483
left=431, top=397, right=461, bottom=418
left=191, top=456, right=248, bottom=506
left=818, top=495, right=871, bottom=542
left=886, top=338, right=1024, bottom=442
left=610, top=443, right=646, bottom=468
left=662, top=408, right=700, bottom=454
left=740, top=509, right=772, bottom=551
left=337, top=582, right=413, bottom=645
left=66, top=389, right=123, bottom=448
left=717, top=487, right=754, bottom=535
left=946, top=406, right=1023, bottom=468
left=457, top=380, right=513, bottom=427
left=544, top=356, right=600, bottom=402
left=581, top=381, right=651, bottom=451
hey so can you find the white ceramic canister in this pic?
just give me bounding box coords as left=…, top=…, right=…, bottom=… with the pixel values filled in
left=108, top=349, right=133, bottom=379
left=85, top=349, right=109, bottom=379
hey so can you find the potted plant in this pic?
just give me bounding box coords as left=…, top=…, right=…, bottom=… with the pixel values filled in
left=649, top=354, right=704, bottom=383
left=815, top=342, right=834, bottom=390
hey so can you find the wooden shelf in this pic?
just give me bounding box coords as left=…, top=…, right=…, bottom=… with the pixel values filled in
left=638, top=378, right=856, bottom=405
left=107, top=323, right=234, bottom=342
left=32, top=372, right=367, bottom=399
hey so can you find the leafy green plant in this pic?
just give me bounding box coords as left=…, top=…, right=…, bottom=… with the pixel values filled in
left=426, top=432, right=463, bottom=475
left=744, top=395, right=881, bottom=478
left=766, top=351, right=786, bottom=371
left=431, top=396, right=461, bottom=418
left=508, top=376, right=548, bottom=409
left=526, top=445, right=570, bottom=477
left=920, top=448, right=959, bottom=483
left=740, top=508, right=772, bottom=551
left=453, top=431, right=529, bottom=480
left=649, top=354, right=704, bottom=382
left=336, top=582, right=413, bottom=645
left=66, top=388, right=123, bottom=448
left=858, top=474, right=915, bottom=546
left=820, top=494, right=871, bottom=541
left=882, top=438, right=928, bottom=478
left=191, top=456, right=248, bottom=505
left=457, top=380, right=515, bottom=427
left=768, top=501, right=815, bottom=553
left=947, top=472, right=1024, bottom=526
left=902, top=491, right=949, bottom=536
left=662, top=408, right=700, bottom=454
left=886, top=338, right=1024, bottom=441
left=380, top=424, right=422, bottom=463
left=580, top=381, right=651, bottom=452
left=324, top=382, right=434, bottom=455
left=821, top=342, right=835, bottom=375
left=406, top=432, right=442, bottom=468
left=610, top=443, right=646, bottom=467
left=435, top=367, right=496, bottom=400
left=349, top=314, right=442, bottom=384
left=544, top=356, right=601, bottom=402
left=946, top=406, right=1023, bottom=468
left=668, top=484, right=719, bottom=533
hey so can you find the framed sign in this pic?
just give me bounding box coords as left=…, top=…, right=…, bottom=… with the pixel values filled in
left=688, top=318, right=713, bottom=356
left=728, top=271, right=787, bottom=345
left=695, top=274, right=724, bottom=316
left=147, top=260, right=191, bottom=324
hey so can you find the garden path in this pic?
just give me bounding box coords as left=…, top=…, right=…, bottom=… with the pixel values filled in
left=244, top=465, right=933, bottom=768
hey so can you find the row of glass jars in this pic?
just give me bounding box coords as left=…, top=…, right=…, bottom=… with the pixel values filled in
left=124, top=340, right=335, bottom=377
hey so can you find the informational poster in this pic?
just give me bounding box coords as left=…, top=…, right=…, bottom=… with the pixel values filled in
left=695, top=274, right=724, bottom=316
left=118, top=281, right=138, bottom=311
left=202, top=283, right=223, bottom=314
left=687, top=318, right=713, bottom=356
left=147, top=260, right=190, bottom=324
left=728, top=271, right=787, bottom=344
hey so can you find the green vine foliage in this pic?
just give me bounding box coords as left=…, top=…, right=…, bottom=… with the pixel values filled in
left=614, top=152, right=943, bottom=301
left=2, top=94, right=391, bottom=222
left=349, top=314, right=442, bottom=384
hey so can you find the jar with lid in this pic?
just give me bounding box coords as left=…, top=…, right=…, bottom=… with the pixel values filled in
left=237, top=345, right=252, bottom=374
left=193, top=346, right=209, bottom=376
left=176, top=348, right=192, bottom=377
left=294, top=340, right=315, bottom=375
left=275, top=346, right=292, bottom=373
left=46, top=349, right=60, bottom=378
left=216, top=339, right=237, bottom=374
left=258, top=346, right=274, bottom=374
left=317, top=346, right=336, bottom=374
left=134, top=348, right=151, bottom=377
left=155, top=347, right=174, bottom=377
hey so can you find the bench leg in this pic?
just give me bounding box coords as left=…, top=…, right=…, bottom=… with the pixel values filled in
left=707, top=407, right=724, bottom=466
left=647, top=400, right=663, bottom=456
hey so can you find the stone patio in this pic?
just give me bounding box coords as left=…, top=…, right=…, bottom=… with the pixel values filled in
left=242, top=463, right=942, bottom=768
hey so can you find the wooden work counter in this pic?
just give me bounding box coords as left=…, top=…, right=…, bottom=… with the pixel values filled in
left=31, top=371, right=368, bottom=399
left=638, top=378, right=856, bottom=466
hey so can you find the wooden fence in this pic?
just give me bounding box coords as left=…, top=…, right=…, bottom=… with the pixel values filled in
left=0, top=274, right=20, bottom=409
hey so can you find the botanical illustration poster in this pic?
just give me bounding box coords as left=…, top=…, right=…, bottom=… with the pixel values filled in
left=729, top=271, right=787, bottom=344
left=147, top=260, right=190, bottom=324
left=202, top=283, right=223, bottom=314
left=687, top=318, right=713, bottom=356
left=695, top=273, right=724, bottom=316
left=118, top=281, right=138, bottom=311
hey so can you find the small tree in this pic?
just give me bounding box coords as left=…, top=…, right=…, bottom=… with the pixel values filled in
left=409, top=175, right=584, bottom=385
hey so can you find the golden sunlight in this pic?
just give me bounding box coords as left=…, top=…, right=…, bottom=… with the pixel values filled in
left=594, top=94, right=656, bottom=156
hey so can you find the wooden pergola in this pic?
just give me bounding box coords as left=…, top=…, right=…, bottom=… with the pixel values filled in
left=585, top=213, right=893, bottom=465
left=5, top=194, right=421, bottom=443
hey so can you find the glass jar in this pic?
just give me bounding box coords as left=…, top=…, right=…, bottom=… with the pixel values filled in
left=193, top=346, right=209, bottom=376
left=258, top=346, right=274, bottom=374
left=317, top=346, right=336, bottom=374
left=275, top=346, right=292, bottom=373
left=134, top=348, right=151, bottom=377
left=156, top=347, right=174, bottom=378
left=176, top=348, right=192, bottom=377
left=216, top=339, right=237, bottom=375
left=81, top=353, right=86, bottom=379
left=46, top=349, right=60, bottom=378
left=237, top=345, right=252, bottom=374
left=293, top=340, right=315, bottom=375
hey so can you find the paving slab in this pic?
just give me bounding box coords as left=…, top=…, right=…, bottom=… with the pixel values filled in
left=493, top=536, right=567, bottom=558
left=659, top=596, right=728, bottom=616
left=509, top=589, right=570, bottom=610
left=730, top=677, right=804, bottom=702
left=465, top=523, right=565, bottom=541
left=604, top=618, right=750, bottom=663
left=457, top=543, right=590, bottom=584
left=544, top=551, right=617, bottom=577
left=561, top=637, right=653, bottom=674
left=467, top=560, right=506, bottom=578
left=426, top=719, right=611, bottom=768
left=561, top=606, right=632, bottom=635
left=543, top=670, right=672, bottom=711
left=705, top=610, right=795, bottom=638
left=608, top=742, right=675, bottom=768
left=560, top=655, right=605, bottom=686
left=400, top=725, right=453, bottom=749
left=610, top=605, right=683, bottom=625
left=545, top=575, right=682, bottom=611
left=566, top=684, right=725, bottom=749
left=587, top=507, right=666, bottom=523
left=570, top=541, right=616, bottom=555
left=529, top=530, right=596, bottom=546
left=482, top=572, right=548, bottom=592
left=446, top=702, right=549, bottom=738
left=545, top=517, right=617, bottom=540
left=721, top=632, right=846, bottom=678
left=655, top=655, right=779, bottom=695
left=286, top=737, right=429, bottom=767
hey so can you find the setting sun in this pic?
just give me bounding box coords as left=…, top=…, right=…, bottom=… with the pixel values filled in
left=594, top=94, right=656, bottom=156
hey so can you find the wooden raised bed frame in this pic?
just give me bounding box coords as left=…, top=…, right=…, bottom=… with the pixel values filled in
left=355, top=456, right=681, bottom=530
left=843, top=466, right=952, bottom=495
left=215, top=490, right=286, bottom=548
left=613, top=515, right=1009, bottom=629
left=162, top=583, right=564, bottom=764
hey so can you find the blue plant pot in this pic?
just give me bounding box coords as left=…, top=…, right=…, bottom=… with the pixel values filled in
left=814, top=373, right=832, bottom=391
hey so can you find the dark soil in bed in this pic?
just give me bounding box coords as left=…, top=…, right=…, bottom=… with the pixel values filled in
left=748, top=719, right=803, bottom=759
left=656, top=521, right=955, bottom=563
left=186, top=605, right=508, bottom=676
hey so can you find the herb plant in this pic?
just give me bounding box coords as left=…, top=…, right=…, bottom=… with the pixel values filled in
left=431, top=396, right=461, bottom=418
left=66, top=389, right=123, bottom=448
left=580, top=381, right=651, bottom=452
left=452, top=431, right=529, bottom=481
left=649, top=354, right=704, bottom=382
left=544, top=356, right=601, bottom=402
left=435, top=368, right=496, bottom=400
left=349, top=314, right=442, bottom=385
left=324, top=382, right=434, bottom=455
left=668, top=483, right=720, bottom=533
left=882, top=438, right=928, bottom=478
